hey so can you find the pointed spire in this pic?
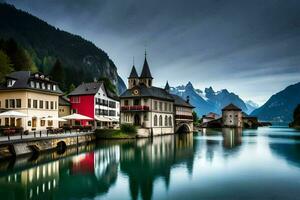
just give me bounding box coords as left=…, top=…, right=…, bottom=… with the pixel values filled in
left=140, top=51, right=153, bottom=79
left=129, top=65, right=138, bottom=78
left=165, top=81, right=170, bottom=92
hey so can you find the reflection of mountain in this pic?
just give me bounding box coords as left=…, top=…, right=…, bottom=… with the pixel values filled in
left=269, top=143, right=300, bottom=168
left=119, top=134, right=195, bottom=200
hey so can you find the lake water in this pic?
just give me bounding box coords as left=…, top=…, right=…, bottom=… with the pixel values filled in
left=1, top=127, right=300, bottom=200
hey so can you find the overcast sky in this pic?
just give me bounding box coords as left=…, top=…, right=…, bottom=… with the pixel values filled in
left=6, top=0, right=300, bottom=105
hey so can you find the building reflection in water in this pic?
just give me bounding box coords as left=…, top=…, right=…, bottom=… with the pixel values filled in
left=0, top=161, right=59, bottom=200
left=199, top=128, right=242, bottom=163
left=0, top=134, right=196, bottom=200
left=120, top=134, right=194, bottom=200
left=222, top=128, right=242, bottom=148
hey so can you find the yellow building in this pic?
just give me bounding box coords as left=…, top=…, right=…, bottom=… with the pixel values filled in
left=58, top=96, right=71, bottom=117
left=0, top=71, right=63, bottom=131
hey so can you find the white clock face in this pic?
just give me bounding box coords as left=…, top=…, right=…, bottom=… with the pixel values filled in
left=132, top=89, right=139, bottom=95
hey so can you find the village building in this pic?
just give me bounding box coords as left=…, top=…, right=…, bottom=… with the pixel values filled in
left=202, top=112, right=220, bottom=123
left=120, top=54, right=194, bottom=137
left=0, top=71, right=63, bottom=131
left=58, top=96, right=71, bottom=117
left=222, top=103, right=243, bottom=128
left=68, top=81, right=120, bottom=128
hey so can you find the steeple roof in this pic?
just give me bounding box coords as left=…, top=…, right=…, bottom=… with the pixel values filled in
left=165, top=81, right=170, bottom=91
left=129, top=65, right=139, bottom=78
left=140, top=57, right=153, bottom=79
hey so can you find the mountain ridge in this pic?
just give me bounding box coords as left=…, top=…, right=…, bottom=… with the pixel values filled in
left=170, top=82, right=258, bottom=116
left=0, top=3, right=126, bottom=93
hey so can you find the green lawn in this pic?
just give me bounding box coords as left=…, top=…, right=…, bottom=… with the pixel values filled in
left=95, top=129, right=136, bottom=139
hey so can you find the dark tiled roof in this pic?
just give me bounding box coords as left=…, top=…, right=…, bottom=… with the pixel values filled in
left=171, top=94, right=194, bottom=108
left=59, top=96, right=70, bottom=106
left=120, top=85, right=173, bottom=101
left=140, top=57, right=153, bottom=78
left=69, top=81, right=119, bottom=101
left=0, top=71, right=63, bottom=95
left=129, top=65, right=139, bottom=78
left=69, top=82, right=103, bottom=96
left=222, top=103, right=242, bottom=111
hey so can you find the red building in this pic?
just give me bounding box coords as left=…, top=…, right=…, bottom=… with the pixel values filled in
left=68, top=82, right=120, bottom=127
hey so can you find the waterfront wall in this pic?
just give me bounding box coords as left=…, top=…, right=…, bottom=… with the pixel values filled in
left=0, top=133, right=95, bottom=159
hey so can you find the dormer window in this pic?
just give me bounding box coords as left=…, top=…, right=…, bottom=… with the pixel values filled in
left=42, top=83, right=45, bottom=89
left=35, top=74, right=39, bottom=78
left=7, top=79, right=16, bottom=87
left=47, top=84, right=51, bottom=90
left=53, top=85, right=56, bottom=91
left=35, top=82, right=40, bottom=89
left=30, top=81, right=35, bottom=88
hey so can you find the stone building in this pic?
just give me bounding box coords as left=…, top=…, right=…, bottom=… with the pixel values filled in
left=222, top=103, right=243, bottom=128
left=120, top=54, right=194, bottom=137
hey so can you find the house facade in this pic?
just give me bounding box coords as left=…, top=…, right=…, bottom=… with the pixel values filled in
left=0, top=71, right=63, bottom=131
left=68, top=82, right=120, bottom=128
left=120, top=55, right=194, bottom=137
left=58, top=96, right=71, bottom=117
left=222, top=103, right=243, bottom=128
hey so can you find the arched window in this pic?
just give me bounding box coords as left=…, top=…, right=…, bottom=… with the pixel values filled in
left=165, top=116, right=168, bottom=126
left=159, top=115, right=163, bottom=126
left=169, top=116, right=172, bottom=126
left=154, top=115, right=158, bottom=126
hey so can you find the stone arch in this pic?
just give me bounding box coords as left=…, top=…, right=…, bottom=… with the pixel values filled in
left=176, top=123, right=191, bottom=134
left=56, top=141, right=67, bottom=154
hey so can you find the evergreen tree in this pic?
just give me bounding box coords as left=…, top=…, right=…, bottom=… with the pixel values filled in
left=0, top=50, right=13, bottom=82
left=290, top=104, right=300, bottom=127
left=68, top=83, right=76, bottom=94
left=50, top=59, right=65, bottom=89
left=192, top=111, right=199, bottom=125
left=98, top=77, right=117, bottom=94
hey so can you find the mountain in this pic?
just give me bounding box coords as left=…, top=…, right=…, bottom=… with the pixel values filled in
left=251, top=82, right=300, bottom=123
left=0, top=3, right=126, bottom=93
left=245, top=100, right=259, bottom=114
left=170, top=82, right=256, bottom=116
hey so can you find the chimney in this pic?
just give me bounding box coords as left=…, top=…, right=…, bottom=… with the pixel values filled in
left=186, top=96, right=190, bottom=104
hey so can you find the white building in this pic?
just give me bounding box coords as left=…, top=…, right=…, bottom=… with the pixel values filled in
left=120, top=54, right=194, bottom=137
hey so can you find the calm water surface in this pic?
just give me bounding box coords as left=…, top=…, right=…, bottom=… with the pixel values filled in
left=1, top=127, right=300, bottom=200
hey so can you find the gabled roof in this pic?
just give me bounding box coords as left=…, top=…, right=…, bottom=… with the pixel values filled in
left=171, top=94, right=194, bottom=108
left=68, top=82, right=103, bottom=96
left=68, top=81, right=119, bottom=101
left=129, top=65, right=139, bottom=78
left=140, top=57, right=153, bottom=79
left=120, top=84, right=173, bottom=101
left=59, top=96, right=70, bottom=106
left=0, top=71, right=63, bottom=95
left=222, top=103, right=242, bottom=111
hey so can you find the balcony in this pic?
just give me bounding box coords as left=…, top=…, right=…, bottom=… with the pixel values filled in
left=175, top=115, right=193, bottom=120
left=121, top=105, right=150, bottom=112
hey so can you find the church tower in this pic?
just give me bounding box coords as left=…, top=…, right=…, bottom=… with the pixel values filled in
left=165, top=81, right=170, bottom=93
left=139, top=52, right=153, bottom=87
left=128, top=65, right=139, bottom=89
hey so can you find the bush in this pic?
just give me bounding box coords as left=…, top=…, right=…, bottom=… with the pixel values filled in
left=120, top=124, right=137, bottom=135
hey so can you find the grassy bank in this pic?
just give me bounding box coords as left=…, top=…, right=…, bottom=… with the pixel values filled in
left=95, top=129, right=136, bottom=139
